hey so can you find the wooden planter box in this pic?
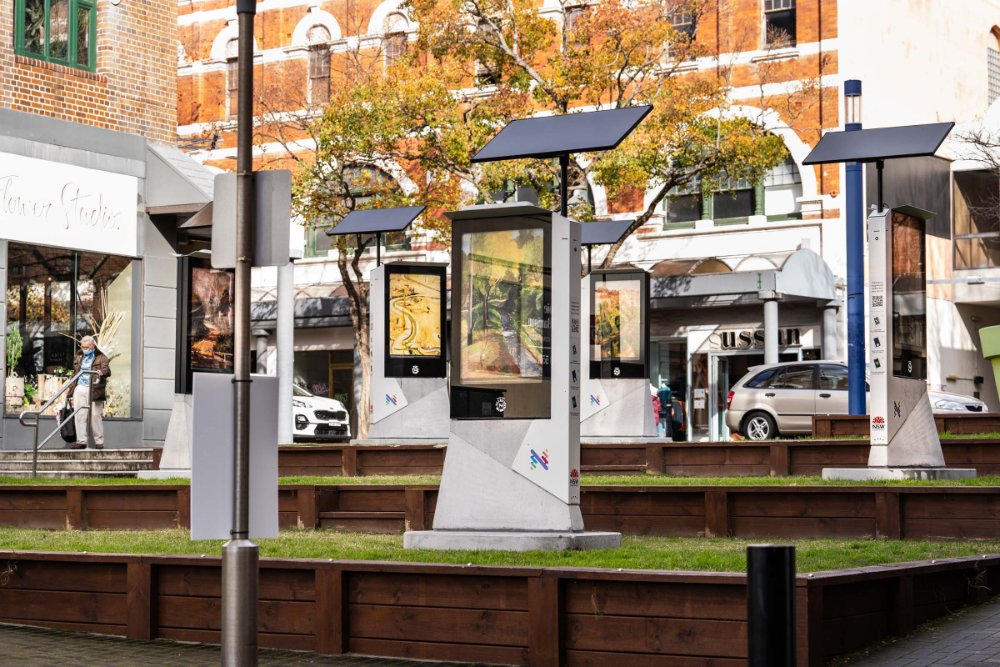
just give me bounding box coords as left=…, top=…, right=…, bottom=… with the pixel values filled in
left=0, top=550, right=997, bottom=665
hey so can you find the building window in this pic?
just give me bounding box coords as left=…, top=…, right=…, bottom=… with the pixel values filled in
left=763, top=0, right=796, bottom=47
left=712, top=175, right=756, bottom=221
left=990, top=47, right=1000, bottom=106
left=15, top=0, right=96, bottom=71
left=307, top=26, right=331, bottom=107
left=762, top=155, right=802, bottom=219
left=664, top=177, right=703, bottom=226
left=383, top=13, right=408, bottom=66
left=954, top=169, right=1000, bottom=270
left=667, top=7, right=696, bottom=59
left=225, top=39, right=239, bottom=119
left=5, top=244, right=136, bottom=417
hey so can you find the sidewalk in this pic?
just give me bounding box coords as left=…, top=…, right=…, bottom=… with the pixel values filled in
left=848, top=596, right=1000, bottom=666
left=0, top=623, right=479, bottom=666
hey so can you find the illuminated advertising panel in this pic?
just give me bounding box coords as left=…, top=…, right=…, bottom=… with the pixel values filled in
left=383, top=264, right=447, bottom=378
left=589, top=269, right=649, bottom=379
left=451, top=214, right=552, bottom=419
left=891, top=210, right=927, bottom=380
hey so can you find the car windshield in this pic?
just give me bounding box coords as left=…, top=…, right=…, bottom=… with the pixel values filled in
left=293, top=384, right=313, bottom=398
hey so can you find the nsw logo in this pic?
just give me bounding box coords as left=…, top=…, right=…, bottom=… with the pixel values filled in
left=871, top=415, right=886, bottom=430
left=529, top=448, right=550, bottom=471
left=569, top=468, right=580, bottom=487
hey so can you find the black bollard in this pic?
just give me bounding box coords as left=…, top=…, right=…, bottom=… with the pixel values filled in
left=747, top=544, right=796, bottom=666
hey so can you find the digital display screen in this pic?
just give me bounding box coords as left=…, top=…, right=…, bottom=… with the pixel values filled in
left=459, top=228, right=549, bottom=383
left=593, top=278, right=642, bottom=362
left=383, top=264, right=446, bottom=378
left=388, top=272, right=442, bottom=358
left=451, top=214, right=552, bottom=420
left=190, top=266, right=235, bottom=373
left=891, top=210, right=927, bottom=380
left=589, top=270, right=648, bottom=379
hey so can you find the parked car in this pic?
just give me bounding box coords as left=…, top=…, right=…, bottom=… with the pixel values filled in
left=726, top=360, right=988, bottom=440
left=293, top=384, right=351, bottom=441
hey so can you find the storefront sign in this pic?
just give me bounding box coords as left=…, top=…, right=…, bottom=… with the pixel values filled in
left=710, top=327, right=802, bottom=350
left=0, top=151, right=138, bottom=257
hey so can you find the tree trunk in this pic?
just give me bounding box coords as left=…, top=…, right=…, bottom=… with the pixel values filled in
left=338, top=238, right=372, bottom=439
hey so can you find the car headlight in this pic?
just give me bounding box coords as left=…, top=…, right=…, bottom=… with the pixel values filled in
left=934, top=399, right=966, bottom=412
left=292, top=399, right=308, bottom=408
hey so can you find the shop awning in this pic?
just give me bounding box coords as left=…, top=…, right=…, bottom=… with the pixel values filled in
left=144, top=143, right=215, bottom=215
left=650, top=248, right=835, bottom=307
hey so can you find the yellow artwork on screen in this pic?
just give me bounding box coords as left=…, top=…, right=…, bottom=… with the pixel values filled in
left=388, top=273, right=441, bottom=357
left=593, top=279, right=641, bottom=362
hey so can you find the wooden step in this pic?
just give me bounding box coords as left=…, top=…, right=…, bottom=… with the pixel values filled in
left=318, top=511, right=405, bottom=533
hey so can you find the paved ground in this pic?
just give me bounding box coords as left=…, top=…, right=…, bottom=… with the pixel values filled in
left=0, top=623, right=482, bottom=666
left=849, top=596, right=1000, bottom=665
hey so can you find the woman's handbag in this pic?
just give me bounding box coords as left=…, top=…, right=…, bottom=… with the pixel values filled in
left=59, top=401, right=77, bottom=443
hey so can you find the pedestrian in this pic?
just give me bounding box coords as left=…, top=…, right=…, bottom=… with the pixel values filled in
left=67, top=335, right=110, bottom=450
left=657, top=381, right=673, bottom=438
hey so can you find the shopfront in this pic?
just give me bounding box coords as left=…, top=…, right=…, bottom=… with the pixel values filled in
left=0, top=108, right=214, bottom=449
left=648, top=249, right=838, bottom=441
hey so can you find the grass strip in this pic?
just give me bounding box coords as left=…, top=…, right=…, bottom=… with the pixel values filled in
left=5, top=474, right=1000, bottom=487
left=0, top=529, right=998, bottom=573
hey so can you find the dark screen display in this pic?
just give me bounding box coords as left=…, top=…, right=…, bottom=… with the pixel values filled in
left=891, top=210, right=927, bottom=380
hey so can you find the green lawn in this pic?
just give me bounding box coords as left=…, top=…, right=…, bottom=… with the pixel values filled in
left=0, top=528, right=997, bottom=573
left=4, top=474, right=1000, bottom=487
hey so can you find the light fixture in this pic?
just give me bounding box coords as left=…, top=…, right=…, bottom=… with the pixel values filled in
left=844, top=79, right=862, bottom=130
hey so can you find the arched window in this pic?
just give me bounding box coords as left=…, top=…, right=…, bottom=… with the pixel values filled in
left=383, top=12, right=408, bottom=65
left=990, top=26, right=1000, bottom=105
left=307, top=25, right=331, bottom=106
left=225, top=38, right=239, bottom=119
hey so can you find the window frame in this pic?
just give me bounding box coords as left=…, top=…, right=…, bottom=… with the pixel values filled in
left=15, top=0, right=96, bottom=72
left=763, top=0, right=796, bottom=48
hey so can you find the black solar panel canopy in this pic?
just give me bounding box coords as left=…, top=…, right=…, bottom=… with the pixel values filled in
left=471, top=106, right=653, bottom=163
left=802, top=122, right=954, bottom=165
left=581, top=219, right=634, bottom=246
left=325, top=205, right=426, bottom=236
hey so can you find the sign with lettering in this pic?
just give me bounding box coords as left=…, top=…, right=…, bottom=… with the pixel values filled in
left=0, top=151, right=138, bottom=257
left=709, top=327, right=802, bottom=350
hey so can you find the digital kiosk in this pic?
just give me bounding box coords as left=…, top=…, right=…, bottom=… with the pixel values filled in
left=404, top=203, right=621, bottom=550
left=367, top=261, right=449, bottom=441
left=824, top=206, right=975, bottom=480
left=580, top=268, right=657, bottom=438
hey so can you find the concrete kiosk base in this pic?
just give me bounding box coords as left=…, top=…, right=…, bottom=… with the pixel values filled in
left=823, top=467, right=977, bottom=481
left=404, top=530, right=622, bottom=552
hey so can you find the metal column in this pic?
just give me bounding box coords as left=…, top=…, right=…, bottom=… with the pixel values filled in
left=763, top=296, right=780, bottom=365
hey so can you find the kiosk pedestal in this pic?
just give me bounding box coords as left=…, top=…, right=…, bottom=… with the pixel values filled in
left=404, top=204, right=620, bottom=551
left=580, top=271, right=657, bottom=440
left=360, top=262, right=449, bottom=444
left=824, top=207, right=975, bottom=480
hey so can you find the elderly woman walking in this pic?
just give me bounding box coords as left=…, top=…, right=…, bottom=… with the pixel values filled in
left=67, top=335, right=111, bottom=450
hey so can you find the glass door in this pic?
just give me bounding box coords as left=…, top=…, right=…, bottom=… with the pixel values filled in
left=709, top=354, right=730, bottom=441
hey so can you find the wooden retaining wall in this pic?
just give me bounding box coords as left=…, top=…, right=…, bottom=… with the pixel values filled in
left=0, top=551, right=998, bottom=665
left=812, top=413, right=1000, bottom=438
left=4, top=483, right=1000, bottom=540
left=278, top=438, right=1000, bottom=477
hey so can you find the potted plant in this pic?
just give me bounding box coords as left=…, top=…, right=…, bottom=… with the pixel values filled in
left=5, top=324, right=23, bottom=412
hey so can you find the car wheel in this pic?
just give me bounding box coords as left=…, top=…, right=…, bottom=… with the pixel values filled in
left=743, top=412, right=777, bottom=441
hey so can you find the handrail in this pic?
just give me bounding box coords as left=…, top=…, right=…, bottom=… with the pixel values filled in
left=19, top=369, right=99, bottom=478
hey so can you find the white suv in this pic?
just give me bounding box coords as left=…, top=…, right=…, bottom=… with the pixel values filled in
left=292, top=384, right=351, bottom=441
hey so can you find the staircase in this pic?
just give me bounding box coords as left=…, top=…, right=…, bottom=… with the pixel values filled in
left=0, top=448, right=158, bottom=479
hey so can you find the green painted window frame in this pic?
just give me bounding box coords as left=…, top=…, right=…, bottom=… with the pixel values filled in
left=14, top=0, right=97, bottom=72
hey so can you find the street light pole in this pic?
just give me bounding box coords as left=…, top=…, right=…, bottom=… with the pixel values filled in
left=221, top=0, right=258, bottom=662
left=844, top=79, right=865, bottom=415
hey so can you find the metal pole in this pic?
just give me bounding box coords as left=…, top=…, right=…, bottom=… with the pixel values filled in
left=376, top=231, right=382, bottom=266
left=222, top=0, right=258, bottom=663
left=845, top=79, right=865, bottom=415
left=587, top=245, right=592, bottom=273
left=875, top=159, right=885, bottom=211
left=559, top=154, right=569, bottom=218
left=86, top=379, right=94, bottom=449
left=747, top=545, right=796, bottom=667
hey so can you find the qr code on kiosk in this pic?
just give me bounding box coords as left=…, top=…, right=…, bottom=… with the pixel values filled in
left=872, top=295, right=884, bottom=308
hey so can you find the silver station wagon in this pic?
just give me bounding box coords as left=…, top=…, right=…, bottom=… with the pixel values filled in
left=725, top=360, right=988, bottom=440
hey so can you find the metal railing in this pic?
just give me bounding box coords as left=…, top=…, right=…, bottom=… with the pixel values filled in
left=18, top=369, right=99, bottom=478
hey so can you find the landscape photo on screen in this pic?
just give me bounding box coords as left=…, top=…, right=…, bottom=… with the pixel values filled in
left=189, top=266, right=234, bottom=371
left=388, top=272, right=442, bottom=358
left=593, top=278, right=642, bottom=362
left=460, top=228, right=548, bottom=382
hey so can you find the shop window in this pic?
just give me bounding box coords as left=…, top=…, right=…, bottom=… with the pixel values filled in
left=15, top=0, right=95, bottom=71
left=383, top=12, right=408, bottom=66
left=6, top=244, right=136, bottom=417
left=307, top=26, right=331, bottom=107
left=763, top=0, right=795, bottom=48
